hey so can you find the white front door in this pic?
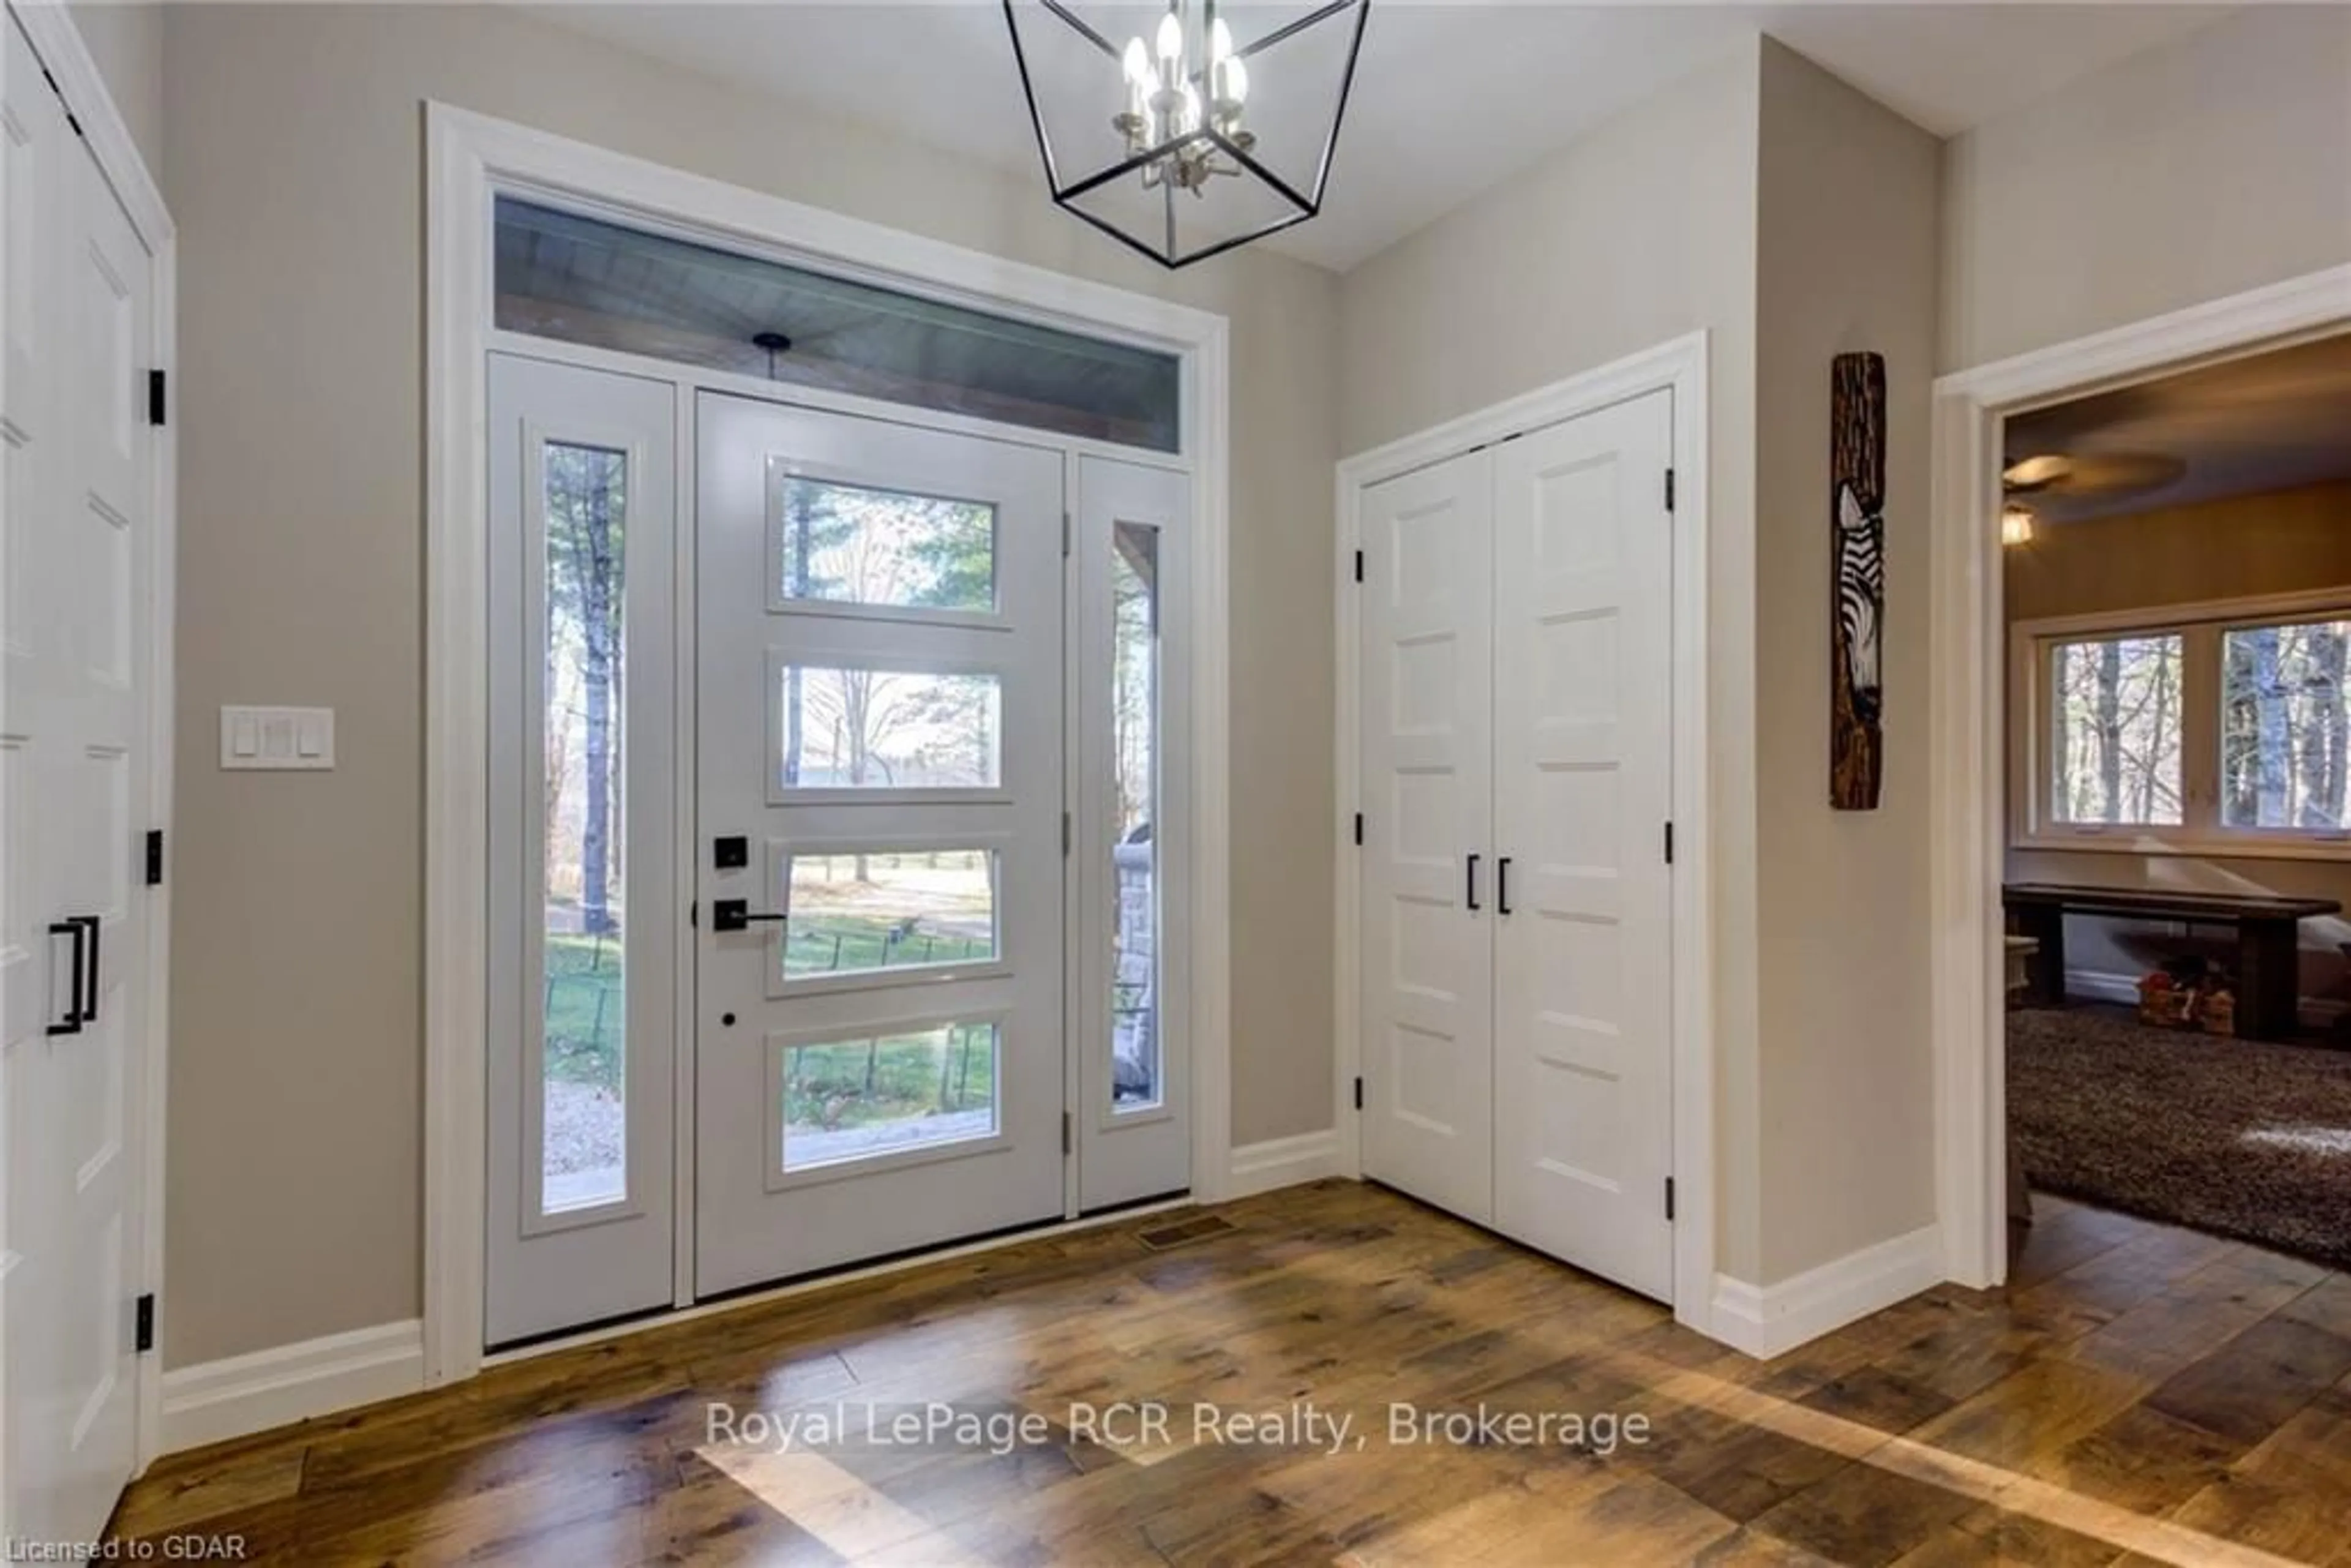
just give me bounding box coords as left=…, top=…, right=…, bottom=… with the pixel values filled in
left=694, top=393, right=1067, bottom=1296
left=1357, top=449, right=1495, bottom=1224
left=1491, top=389, right=1676, bottom=1300
left=2, top=10, right=154, bottom=1539
left=484, top=354, right=679, bottom=1346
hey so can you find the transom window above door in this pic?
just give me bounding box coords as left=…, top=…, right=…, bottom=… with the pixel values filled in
left=493, top=197, right=1181, bottom=451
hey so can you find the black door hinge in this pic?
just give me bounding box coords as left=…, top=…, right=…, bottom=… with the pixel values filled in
left=1353, top=549, right=1364, bottom=583
left=148, top=370, right=167, bottom=427
left=135, top=1293, right=155, bottom=1354
left=1664, top=468, right=1676, bottom=512
left=39, top=66, right=84, bottom=137
left=1663, top=821, right=1674, bottom=864
left=144, top=830, right=164, bottom=887
left=1665, top=1178, right=1676, bottom=1222
left=1353, top=812, right=1363, bottom=847
left=1062, top=1111, right=1073, bottom=1155
left=1352, top=1076, right=1364, bottom=1111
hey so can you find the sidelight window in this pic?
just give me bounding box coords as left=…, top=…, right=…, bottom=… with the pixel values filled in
left=1110, top=523, right=1163, bottom=1112
left=540, top=441, right=629, bottom=1212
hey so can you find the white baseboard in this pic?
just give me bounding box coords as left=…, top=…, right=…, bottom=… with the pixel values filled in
left=1709, top=1225, right=1942, bottom=1360
left=1226, top=1130, right=1343, bottom=1198
left=2063, top=966, right=2345, bottom=1027
left=161, top=1319, right=424, bottom=1455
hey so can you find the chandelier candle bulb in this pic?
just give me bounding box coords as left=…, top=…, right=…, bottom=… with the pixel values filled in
left=1122, top=37, right=1151, bottom=125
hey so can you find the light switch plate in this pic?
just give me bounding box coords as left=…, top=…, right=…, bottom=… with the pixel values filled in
left=221, top=706, right=336, bottom=770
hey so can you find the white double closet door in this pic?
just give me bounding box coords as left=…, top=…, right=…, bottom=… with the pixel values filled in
left=1359, top=389, right=1675, bottom=1302
left=2, top=10, right=158, bottom=1543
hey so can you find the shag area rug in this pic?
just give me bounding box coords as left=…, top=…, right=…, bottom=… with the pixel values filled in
left=2008, top=1005, right=2351, bottom=1269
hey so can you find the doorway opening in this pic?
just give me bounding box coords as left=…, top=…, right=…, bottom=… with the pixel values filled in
left=1927, top=264, right=2351, bottom=1292
left=1996, top=333, right=2351, bottom=1272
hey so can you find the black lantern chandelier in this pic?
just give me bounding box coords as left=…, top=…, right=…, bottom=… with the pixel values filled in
left=1003, top=0, right=1370, bottom=269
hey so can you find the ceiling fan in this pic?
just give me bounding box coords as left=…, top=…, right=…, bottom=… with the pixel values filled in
left=1998, top=449, right=2188, bottom=544
left=2001, top=450, right=2187, bottom=498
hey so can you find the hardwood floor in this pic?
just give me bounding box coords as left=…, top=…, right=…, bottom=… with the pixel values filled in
left=113, top=1182, right=2351, bottom=1566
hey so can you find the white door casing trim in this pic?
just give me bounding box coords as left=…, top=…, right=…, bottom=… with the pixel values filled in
left=1331, top=332, right=1715, bottom=1338
left=427, top=103, right=1234, bottom=1387
left=1929, top=263, right=2351, bottom=1289
left=8, top=0, right=177, bottom=1475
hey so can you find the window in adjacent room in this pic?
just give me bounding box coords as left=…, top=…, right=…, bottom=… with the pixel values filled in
left=2017, top=599, right=2351, bottom=852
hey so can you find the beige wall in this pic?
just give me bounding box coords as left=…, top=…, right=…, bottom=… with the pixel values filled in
left=1749, top=39, right=1943, bottom=1283
left=1940, top=7, right=2351, bottom=372
left=1337, top=43, right=1774, bottom=1280
left=66, top=2, right=161, bottom=173
left=160, top=2, right=1338, bottom=1366
left=2006, top=481, right=2351, bottom=1006
left=1338, top=45, right=1762, bottom=459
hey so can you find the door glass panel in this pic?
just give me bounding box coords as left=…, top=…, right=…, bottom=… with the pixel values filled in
left=542, top=441, right=628, bottom=1211
left=1111, top=523, right=1162, bottom=1112
left=780, top=848, right=1000, bottom=981
left=777, top=664, right=1002, bottom=790
left=771, top=470, right=997, bottom=613
left=782, top=1021, right=1000, bottom=1172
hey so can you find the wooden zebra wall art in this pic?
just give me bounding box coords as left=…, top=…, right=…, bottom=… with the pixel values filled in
left=1829, top=351, right=1886, bottom=810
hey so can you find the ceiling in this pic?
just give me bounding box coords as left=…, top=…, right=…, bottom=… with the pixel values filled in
left=2006, top=334, right=2351, bottom=525
left=530, top=2, right=2230, bottom=272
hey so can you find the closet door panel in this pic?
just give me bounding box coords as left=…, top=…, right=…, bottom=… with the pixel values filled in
left=1491, top=389, right=1675, bottom=1301
left=1357, top=450, right=1494, bottom=1222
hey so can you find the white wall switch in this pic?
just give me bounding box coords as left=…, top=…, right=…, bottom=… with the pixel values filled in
left=220, top=706, right=336, bottom=770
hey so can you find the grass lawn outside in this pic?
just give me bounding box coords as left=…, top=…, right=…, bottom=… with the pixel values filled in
left=785, top=1023, right=997, bottom=1136
left=545, top=932, right=624, bottom=1092
left=784, top=911, right=994, bottom=980
left=542, top=905, right=999, bottom=1169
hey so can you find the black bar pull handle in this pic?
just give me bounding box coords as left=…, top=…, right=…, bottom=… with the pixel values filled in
left=1466, top=853, right=1481, bottom=913
left=72, top=915, right=100, bottom=1023
left=1497, top=857, right=1513, bottom=917
left=46, top=921, right=86, bottom=1037
left=711, top=898, right=789, bottom=934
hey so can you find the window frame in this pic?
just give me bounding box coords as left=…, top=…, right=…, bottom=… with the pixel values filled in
left=2012, top=585, right=2351, bottom=860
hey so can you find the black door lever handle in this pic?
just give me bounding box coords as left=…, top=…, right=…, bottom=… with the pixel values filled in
left=711, top=899, right=789, bottom=934
left=71, top=914, right=100, bottom=1022
left=46, top=921, right=85, bottom=1037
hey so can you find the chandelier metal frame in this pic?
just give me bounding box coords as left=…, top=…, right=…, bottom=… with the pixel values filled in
left=1003, top=0, right=1370, bottom=269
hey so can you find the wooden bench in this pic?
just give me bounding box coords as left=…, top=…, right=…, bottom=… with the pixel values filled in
left=2001, top=882, right=2341, bottom=1042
